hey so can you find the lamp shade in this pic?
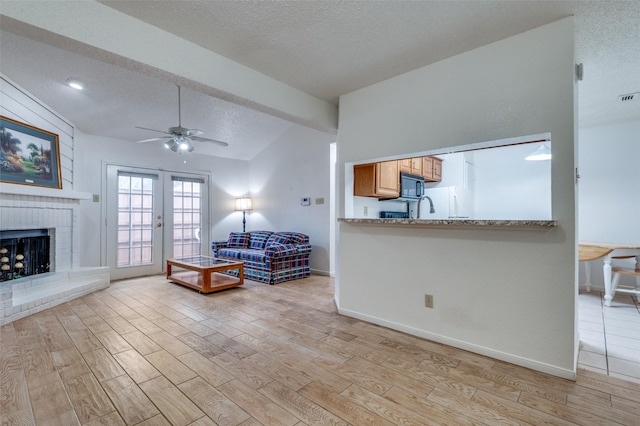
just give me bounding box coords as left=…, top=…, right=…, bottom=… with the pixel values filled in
left=235, top=197, right=253, bottom=211
left=525, top=144, right=552, bottom=161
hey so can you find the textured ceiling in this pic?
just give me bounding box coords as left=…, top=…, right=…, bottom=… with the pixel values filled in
left=0, top=30, right=293, bottom=160
left=1, top=1, right=639, bottom=160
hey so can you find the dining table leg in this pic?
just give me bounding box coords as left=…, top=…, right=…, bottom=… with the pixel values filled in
left=584, top=261, right=592, bottom=292
left=603, top=256, right=613, bottom=306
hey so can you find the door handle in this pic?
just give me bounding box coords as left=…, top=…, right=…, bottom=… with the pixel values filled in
left=156, top=223, right=162, bottom=228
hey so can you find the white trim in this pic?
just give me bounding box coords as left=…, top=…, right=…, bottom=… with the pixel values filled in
left=336, top=304, right=577, bottom=381
left=0, top=182, right=91, bottom=200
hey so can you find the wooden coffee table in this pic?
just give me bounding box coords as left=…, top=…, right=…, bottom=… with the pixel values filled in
left=166, top=256, right=243, bottom=293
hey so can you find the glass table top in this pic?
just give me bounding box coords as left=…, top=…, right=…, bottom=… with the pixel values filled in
left=169, top=256, right=236, bottom=267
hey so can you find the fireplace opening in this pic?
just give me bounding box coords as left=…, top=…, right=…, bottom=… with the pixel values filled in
left=0, top=229, right=51, bottom=282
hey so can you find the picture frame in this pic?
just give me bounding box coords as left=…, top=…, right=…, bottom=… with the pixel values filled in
left=0, top=115, right=62, bottom=189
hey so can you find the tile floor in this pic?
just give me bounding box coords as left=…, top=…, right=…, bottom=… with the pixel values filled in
left=578, top=289, right=640, bottom=383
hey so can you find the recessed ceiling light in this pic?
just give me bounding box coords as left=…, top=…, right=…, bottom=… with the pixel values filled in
left=66, top=78, right=85, bottom=90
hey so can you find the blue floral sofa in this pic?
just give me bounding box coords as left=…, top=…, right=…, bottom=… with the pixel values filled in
left=211, top=231, right=311, bottom=284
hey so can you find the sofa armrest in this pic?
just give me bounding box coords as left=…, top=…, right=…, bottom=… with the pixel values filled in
left=294, top=245, right=312, bottom=256
left=265, top=243, right=314, bottom=258
left=211, top=240, right=229, bottom=255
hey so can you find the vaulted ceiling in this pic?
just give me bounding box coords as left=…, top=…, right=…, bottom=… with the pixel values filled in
left=1, top=1, right=639, bottom=160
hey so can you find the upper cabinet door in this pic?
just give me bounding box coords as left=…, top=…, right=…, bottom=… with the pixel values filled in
left=376, top=160, right=400, bottom=197
left=432, top=158, right=442, bottom=181
left=399, top=158, right=412, bottom=174
left=422, top=156, right=434, bottom=180
left=400, top=157, right=422, bottom=176
left=353, top=161, right=399, bottom=198
left=422, top=156, right=442, bottom=182
left=410, top=157, right=422, bottom=176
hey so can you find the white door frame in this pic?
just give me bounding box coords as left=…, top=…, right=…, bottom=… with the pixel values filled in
left=102, top=163, right=210, bottom=280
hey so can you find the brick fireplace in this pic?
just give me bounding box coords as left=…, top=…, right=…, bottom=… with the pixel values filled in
left=0, top=187, right=109, bottom=325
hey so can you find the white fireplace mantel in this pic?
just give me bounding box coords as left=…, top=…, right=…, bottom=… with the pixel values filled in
left=0, top=183, right=92, bottom=200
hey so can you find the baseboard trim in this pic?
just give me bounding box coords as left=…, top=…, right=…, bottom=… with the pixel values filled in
left=310, top=269, right=331, bottom=276
left=579, top=284, right=605, bottom=293
left=336, top=305, right=576, bottom=381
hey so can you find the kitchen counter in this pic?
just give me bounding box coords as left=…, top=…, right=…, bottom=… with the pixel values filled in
left=338, top=218, right=558, bottom=230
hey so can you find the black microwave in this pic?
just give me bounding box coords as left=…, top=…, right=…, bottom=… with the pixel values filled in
left=398, top=172, right=424, bottom=200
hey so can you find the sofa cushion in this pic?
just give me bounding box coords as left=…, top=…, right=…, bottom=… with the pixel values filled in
left=249, top=231, right=273, bottom=250
left=217, top=248, right=266, bottom=263
left=265, top=244, right=297, bottom=258
left=227, top=232, right=249, bottom=248
left=275, top=232, right=309, bottom=245
left=266, top=234, right=290, bottom=247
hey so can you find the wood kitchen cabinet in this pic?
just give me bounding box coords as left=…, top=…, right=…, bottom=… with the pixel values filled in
left=399, top=159, right=412, bottom=173
left=432, top=157, right=442, bottom=181
left=422, top=156, right=442, bottom=182
left=399, top=157, right=422, bottom=176
left=353, top=160, right=399, bottom=198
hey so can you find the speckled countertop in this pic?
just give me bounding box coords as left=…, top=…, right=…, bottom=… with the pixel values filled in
left=338, top=218, right=558, bottom=229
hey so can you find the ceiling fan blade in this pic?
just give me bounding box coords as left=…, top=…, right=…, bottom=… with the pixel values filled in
left=185, top=129, right=204, bottom=137
left=136, top=136, right=172, bottom=144
left=190, top=136, right=229, bottom=147
left=135, top=126, right=171, bottom=135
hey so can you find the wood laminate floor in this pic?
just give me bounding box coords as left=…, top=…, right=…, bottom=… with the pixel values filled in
left=2, top=274, right=640, bottom=425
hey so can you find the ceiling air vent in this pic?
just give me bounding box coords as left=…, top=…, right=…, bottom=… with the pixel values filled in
left=618, top=92, right=639, bottom=102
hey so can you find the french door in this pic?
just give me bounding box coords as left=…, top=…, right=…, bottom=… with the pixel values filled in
left=106, top=165, right=209, bottom=280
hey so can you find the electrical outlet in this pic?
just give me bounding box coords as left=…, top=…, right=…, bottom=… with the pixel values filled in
left=363, top=206, right=368, bottom=216
left=424, top=294, right=434, bottom=308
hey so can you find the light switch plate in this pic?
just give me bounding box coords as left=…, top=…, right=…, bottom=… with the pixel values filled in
left=301, top=197, right=311, bottom=206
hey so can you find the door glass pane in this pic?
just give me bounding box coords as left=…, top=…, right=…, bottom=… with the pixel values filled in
left=173, top=179, right=202, bottom=259
left=117, top=174, right=155, bottom=267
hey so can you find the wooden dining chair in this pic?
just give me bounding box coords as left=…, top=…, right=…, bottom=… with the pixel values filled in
left=607, top=265, right=640, bottom=306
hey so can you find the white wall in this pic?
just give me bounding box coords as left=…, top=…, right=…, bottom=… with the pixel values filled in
left=74, top=131, right=249, bottom=267
left=474, top=143, right=551, bottom=220
left=337, top=18, right=577, bottom=378
left=1, top=76, right=74, bottom=189
left=249, top=125, right=335, bottom=275
left=578, top=120, right=640, bottom=287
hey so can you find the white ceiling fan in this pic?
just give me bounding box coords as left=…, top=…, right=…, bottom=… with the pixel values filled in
left=135, top=85, right=228, bottom=152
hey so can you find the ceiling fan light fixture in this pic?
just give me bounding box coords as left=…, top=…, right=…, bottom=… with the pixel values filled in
left=66, top=78, right=85, bottom=90
left=179, top=139, right=195, bottom=152
left=166, top=140, right=179, bottom=152
left=135, top=85, right=228, bottom=152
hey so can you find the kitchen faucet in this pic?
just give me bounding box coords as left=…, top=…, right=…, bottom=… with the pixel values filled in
left=417, top=195, right=435, bottom=218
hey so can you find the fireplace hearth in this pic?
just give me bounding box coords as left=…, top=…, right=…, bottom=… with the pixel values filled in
left=1, top=188, right=110, bottom=325
left=0, top=229, right=51, bottom=282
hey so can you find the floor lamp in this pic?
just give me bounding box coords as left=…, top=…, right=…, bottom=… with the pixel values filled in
left=235, top=197, right=253, bottom=232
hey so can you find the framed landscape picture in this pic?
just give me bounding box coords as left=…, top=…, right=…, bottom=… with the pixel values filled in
left=0, top=115, right=62, bottom=189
